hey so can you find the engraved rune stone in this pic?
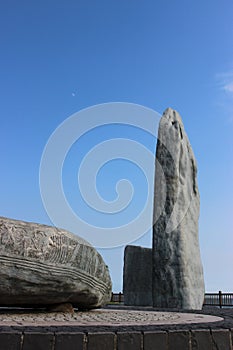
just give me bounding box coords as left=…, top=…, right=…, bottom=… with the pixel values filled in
left=0, top=216, right=112, bottom=309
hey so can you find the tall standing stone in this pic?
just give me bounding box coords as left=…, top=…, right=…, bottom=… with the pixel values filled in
left=152, top=108, right=205, bottom=310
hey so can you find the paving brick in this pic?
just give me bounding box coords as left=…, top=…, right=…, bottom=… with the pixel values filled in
left=87, top=332, right=115, bottom=350
left=168, top=330, right=190, bottom=350
left=0, top=332, right=22, bottom=350
left=117, top=332, right=142, bottom=350
left=211, top=329, right=231, bottom=350
left=55, top=332, right=84, bottom=350
left=22, top=332, right=54, bottom=350
left=143, top=331, right=168, bottom=350
left=191, top=330, right=212, bottom=350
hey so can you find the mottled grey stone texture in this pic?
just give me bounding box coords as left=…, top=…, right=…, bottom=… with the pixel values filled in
left=123, top=245, right=152, bottom=306
left=144, top=331, right=168, bottom=350
left=152, top=108, right=205, bottom=310
left=168, top=330, right=190, bottom=350
left=87, top=332, right=115, bottom=350
left=55, top=333, right=84, bottom=350
left=211, top=329, right=232, bottom=350
left=0, top=332, right=22, bottom=350
left=191, top=330, right=212, bottom=350
left=117, top=332, right=142, bottom=350
left=22, top=332, right=54, bottom=350
left=0, top=216, right=112, bottom=309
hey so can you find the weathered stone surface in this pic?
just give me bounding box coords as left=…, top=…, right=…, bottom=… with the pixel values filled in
left=117, top=332, right=142, bottom=350
left=191, top=330, right=212, bottom=350
left=22, top=332, right=54, bottom=350
left=123, top=245, right=152, bottom=306
left=152, top=108, right=205, bottom=309
left=168, top=330, right=190, bottom=350
left=144, top=331, right=168, bottom=350
left=0, top=216, right=112, bottom=308
left=87, top=332, right=115, bottom=350
left=211, top=329, right=232, bottom=350
left=55, top=333, right=84, bottom=350
left=0, top=332, right=22, bottom=350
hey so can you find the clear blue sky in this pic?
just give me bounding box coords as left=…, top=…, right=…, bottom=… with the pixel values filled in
left=1, top=0, right=233, bottom=292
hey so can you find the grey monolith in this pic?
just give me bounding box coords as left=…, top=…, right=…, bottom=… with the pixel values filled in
left=123, top=245, right=152, bottom=306
left=152, top=108, right=205, bottom=310
left=0, top=216, right=112, bottom=309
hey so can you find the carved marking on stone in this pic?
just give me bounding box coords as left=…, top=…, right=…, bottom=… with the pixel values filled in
left=0, top=216, right=112, bottom=308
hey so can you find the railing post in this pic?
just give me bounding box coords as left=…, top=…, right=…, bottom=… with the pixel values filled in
left=219, top=290, right=222, bottom=308
left=111, top=292, right=113, bottom=302
left=119, top=292, right=122, bottom=303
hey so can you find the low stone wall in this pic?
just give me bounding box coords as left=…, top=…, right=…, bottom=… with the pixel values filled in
left=0, top=307, right=232, bottom=349
left=0, top=329, right=232, bottom=349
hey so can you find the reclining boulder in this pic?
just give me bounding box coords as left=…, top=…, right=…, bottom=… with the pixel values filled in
left=0, top=216, right=112, bottom=309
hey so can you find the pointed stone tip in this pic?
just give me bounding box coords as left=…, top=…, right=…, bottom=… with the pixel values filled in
left=163, top=107, right=175, bottom=115
left=162, top=107, right=184, bottom=129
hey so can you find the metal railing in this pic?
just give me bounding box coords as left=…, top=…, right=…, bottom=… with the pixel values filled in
left=204, top=291, right=233, bottom=308
left=110, top=292, right=124, bottom=303
left=110, top=291, right=233, bottom=308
